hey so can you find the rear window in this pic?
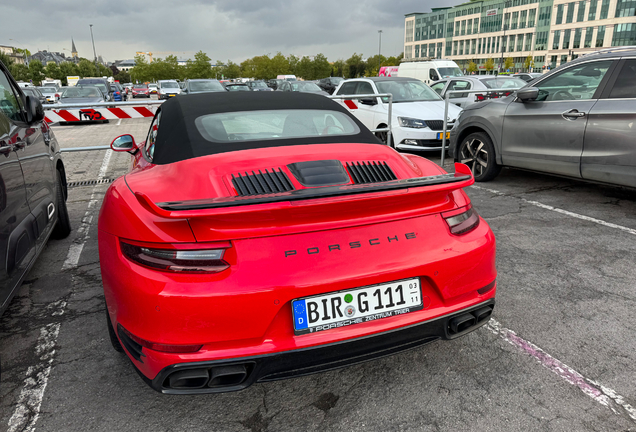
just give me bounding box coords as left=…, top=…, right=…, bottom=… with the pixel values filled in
left=190, top=81, right=225, bottom=92
left=194, top=109, right=360, bottom=143
left=481, top=78, right=527, bottom=89
left=134, top=84, right=147, bottom=88
left=161, top=82, right=180, bottom=89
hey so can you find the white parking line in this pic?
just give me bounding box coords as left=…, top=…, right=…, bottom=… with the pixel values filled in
left=486, top=319, right=636, bottom=422
left=8, top=150, right=113, bottom=431
left=471, top=185, right=636, bottom=236
left=62, top=149, right=112, bottom=270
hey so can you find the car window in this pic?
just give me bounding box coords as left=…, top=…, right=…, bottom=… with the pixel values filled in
left=376, top=80, right=442, bottom=103
left=480, top=78, right=527, bottom=89
left=608, top=60, right=636, bottom=99
left=145, top=110, right=161, bottom=161
left=194, top=109, right=360, bottom=142
left=449, top=80, right=472, bottom=98
left=430, top=69, right=440, bottom=81
left=0, top=71, right=24, bottom=123
left=430, top=81, right=446, bottom=95
left=356, top=82, right=374, bottom=95
left=337, top=82, right=358, bottom=95
left=535, top=60, right=612, bottom=101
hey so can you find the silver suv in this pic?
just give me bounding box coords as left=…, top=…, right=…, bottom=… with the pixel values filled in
left=157, top=80, right=181, bottom=99
left=449, top=47, right=636, bottom=188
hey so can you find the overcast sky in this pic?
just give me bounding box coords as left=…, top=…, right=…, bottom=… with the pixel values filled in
left=1, top=0, right=455, bottom=64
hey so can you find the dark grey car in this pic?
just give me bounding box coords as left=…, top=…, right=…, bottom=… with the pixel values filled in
left=449, top=47, right=636, bottom=188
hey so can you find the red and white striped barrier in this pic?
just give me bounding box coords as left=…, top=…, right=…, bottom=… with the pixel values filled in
left=44, top=105, right=158, bottom=123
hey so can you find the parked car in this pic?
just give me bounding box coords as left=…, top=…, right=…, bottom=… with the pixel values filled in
left=267, top=79, right=285, bottom=90
left=512, top=73, right=543, bottom=83
left=100, top=91, right=496, bottom=394
left=333, top=77, right=462, bottom=152
left=223, top=82, right=251, bottom=92
left=148, top=83, right=158, bottom=94
left=317, top=77, right=344, bottom=95
left=429, top=76, right=527, bottom=108
left=449, top=47, right=636, bottom=188
left=183, top=79, right=226, bottom=94
left=277, top=74, right=297, bottom=81
left=76, top=78, right=113, bottom=101
left=37, top=86, right=61, bottom=103
left=157, top=80, right=181, bottom=99
left=277, top=81, right=329, bottom=96
left=0, top=60, right=71, bottom=320
left=59, top=86, right=108, bottom=104
left=111, top=83, right=127, bottom=101
left=25, top=87, right=49, bottom=105
left=246, top=80, right=273, bottom=91
left=132, top=84, right=150, bottom=98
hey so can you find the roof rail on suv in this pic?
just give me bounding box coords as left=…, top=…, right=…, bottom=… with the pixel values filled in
left=583, top=46, right=636, bottom=56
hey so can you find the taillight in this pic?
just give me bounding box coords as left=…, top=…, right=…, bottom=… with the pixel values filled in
left=55, top=94, right=60, bottom=98
left=442, top=205, right=480, bottom=235
left=118, top=324, right=202, bottom=353
left=120, top=240, right=231, bottom=273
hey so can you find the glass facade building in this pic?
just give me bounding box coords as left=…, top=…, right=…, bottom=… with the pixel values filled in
left=405, top=0, right=636, bottom=72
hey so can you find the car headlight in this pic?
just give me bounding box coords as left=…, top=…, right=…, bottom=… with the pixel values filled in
left=398, top=117, right=428, bottom=128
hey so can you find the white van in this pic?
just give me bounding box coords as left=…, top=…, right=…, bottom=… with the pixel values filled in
left=277, top=74, right=297, bottom=81
left=397, top=60, right=463, bottom=85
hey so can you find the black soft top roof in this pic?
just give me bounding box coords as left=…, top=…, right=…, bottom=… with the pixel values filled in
left=153, top=92, right=381, bottom=165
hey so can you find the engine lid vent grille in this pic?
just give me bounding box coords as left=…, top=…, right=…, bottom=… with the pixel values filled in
left=232, top=169, right=294, bottom=196
left=345, top=161, right=397, bottom=184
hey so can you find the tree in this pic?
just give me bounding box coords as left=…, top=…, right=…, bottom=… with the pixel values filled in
left=59, top=62, right=79, bottom=85
left=345, top=53, right=365, bottom=78
left=467, top=61, right=478, bottom=74
left=0, top=52, right=14, bottom=67
left=523, top=55, right=534, bottom=72
left=240, top=58, right=257, bottom=78
left=129, top=54, right=150, bottom=83
left=45, top=62, right=62, bottom=80
left=218, top=60, right=240, bottom=79
left=331, top=59, right=345, bottom=77
left=28, top=60, right=46, bottom=85
left=270, top=52, right=291, bottom=77
left=503, top=57, right=514, bottom=71
left=115, top=70, right=131, bottom=83
left=295, top=56, right=314, bottom=80
left=313, top=54, right=331, bottom=79
left=186, top=51, right=212, bottom=79
left=364, top=54, right=387, bottom=77
left=78, top=59, right=97, bottom=78
left=97, top=64, right=112, bottom=77
left=484, top=58, right=495, bottom=72
left=9, top=63, right=29, bottom=81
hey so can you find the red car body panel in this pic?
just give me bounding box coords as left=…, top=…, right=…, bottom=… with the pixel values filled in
left=99, top=95, right=496, bottom=393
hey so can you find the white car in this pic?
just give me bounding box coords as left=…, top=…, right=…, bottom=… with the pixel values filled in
left=157, top=80, right=182, bottom=100
left=333, top=77, right=462, bottom=152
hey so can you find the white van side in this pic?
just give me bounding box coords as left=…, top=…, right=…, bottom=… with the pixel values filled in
left=277, top=74, right=297, bottom=81
left=397, top=60, right=463, bottom=85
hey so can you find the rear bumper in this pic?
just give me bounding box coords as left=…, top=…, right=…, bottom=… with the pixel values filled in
left=141, top=299, right=495, bottom=394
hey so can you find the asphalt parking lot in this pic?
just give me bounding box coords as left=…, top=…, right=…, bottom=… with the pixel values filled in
left=1, top=117, right=635, bottom=432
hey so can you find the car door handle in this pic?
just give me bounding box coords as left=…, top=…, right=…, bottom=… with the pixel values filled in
left=14, top=140, right=26, bottom=150
left=562, top=109, right=586, bottom=120
left=0, top=146, right=12, bottom=155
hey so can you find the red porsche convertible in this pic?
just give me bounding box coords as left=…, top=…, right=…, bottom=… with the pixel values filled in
left=99, top=92, right=496, bottom=394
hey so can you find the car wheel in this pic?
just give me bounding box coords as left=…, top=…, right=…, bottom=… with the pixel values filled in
left=51, top=170, right=72, bottom=239
left=458, top=132, right=501, bottom=181
left=374, top=126, right=395, bottom=149
left=106, top=309, right=124, bottom=352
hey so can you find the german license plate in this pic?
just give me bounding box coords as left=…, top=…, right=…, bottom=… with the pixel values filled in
left=436, top=132, right=450, bottom=140
left=292, top=278, right=422, bottom=335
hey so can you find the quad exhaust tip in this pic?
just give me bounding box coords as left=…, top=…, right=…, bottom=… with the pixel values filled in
left=165, top=363, right=251, bottom=390
left=448, top=305, right=493, bottom=337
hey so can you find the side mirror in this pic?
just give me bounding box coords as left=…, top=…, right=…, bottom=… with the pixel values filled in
left=26, top=96, right=44, bottom=124
left=359, top=98, right=377, bottom=106
left=517, top=87, right=539, bottom=102
left=111, top=134, right=136, bottom=152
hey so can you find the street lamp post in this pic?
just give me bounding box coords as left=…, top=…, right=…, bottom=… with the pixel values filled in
left=378, top=30, right=383, bottom=73
left=500, top=24, right=508, bottom=72
left=89, top=24, right=97, bottom=67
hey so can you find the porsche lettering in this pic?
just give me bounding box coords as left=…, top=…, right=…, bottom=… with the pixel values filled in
left=284, top=232, right=417, bottom=257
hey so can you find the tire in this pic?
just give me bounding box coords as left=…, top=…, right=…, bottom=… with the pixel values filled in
left=51, top=170, right=71, bottom=239
left=458, top=132, right=501, bottom=182
left=106, top=309, right=124, bottom=353
left=374, top=126, right=395, bottom=149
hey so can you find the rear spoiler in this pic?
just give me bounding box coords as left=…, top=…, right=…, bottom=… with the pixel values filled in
left=135, top=163, right=474, bottom=218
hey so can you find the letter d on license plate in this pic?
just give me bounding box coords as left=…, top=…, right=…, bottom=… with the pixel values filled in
left=292, top=278, right=423, bottom=335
